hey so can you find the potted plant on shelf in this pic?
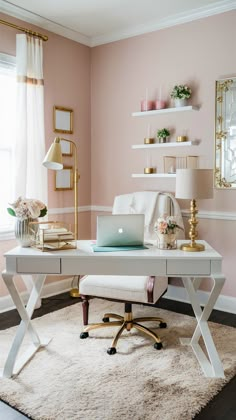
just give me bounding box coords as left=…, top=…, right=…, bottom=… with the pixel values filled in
left=157, top=128, right=170, bottom=143
left=170, top=84, right=191, bottom=107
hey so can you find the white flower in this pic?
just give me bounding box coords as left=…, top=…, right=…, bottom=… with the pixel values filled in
left=7, top=196, right=47, bottom=220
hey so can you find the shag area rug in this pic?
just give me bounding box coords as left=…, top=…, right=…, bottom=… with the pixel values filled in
left=0, top=299, right=236, bottom=420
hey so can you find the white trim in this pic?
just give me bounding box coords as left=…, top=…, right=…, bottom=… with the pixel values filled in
left=48, top=205, right=93, bottom=215
left=90, top=205, right=113, bottom=212
left=1, top=206, right=235, bottom=242
left=0, top=0, right=91, bottom=46
left=182, top=209, right=236, bottom=221
left=0, top=0, right=235, bottom=47
left=29, top=206, right=236, bottom=221
left=0, top=231, right=15, bottom=241
left=48, top=205, right=113, bottom=214
left=1, top=278, right=235, bottom=314
left=164, top=284, right=236, bottom=315
left=91, top=1, right=236, bottom=46
left=0, top=52, right=16, bottom=71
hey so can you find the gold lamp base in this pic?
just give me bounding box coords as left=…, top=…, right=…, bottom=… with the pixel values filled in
left=180, top=242, right=205, bottom=252
left=181, top=199, right=205, bottom=252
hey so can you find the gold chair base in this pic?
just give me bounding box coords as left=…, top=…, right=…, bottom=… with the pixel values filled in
left=81, top=310, right=166, bottom=352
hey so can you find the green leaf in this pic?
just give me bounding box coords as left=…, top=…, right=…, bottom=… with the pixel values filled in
left=39, top=207, right=47, bottom=218
left=7, top=208, right=16, bottom=217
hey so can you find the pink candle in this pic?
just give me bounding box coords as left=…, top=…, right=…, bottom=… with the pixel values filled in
left=141, top=100, right=154, bottom=111
left=154, top=100, right=166, bottom=110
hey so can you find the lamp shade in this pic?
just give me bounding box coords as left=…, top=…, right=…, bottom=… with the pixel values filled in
left=175, top=169, right=213, bottom=199
left=43, top=137, right=63, bottom=170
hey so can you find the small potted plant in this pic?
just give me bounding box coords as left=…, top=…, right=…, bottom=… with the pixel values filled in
left=157, top=128, right=170, bottom=143
left=170, top=84, right=191, bottom=107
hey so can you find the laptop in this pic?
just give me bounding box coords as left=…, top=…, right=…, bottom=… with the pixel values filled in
left=96, top=214, right=145, bottom=247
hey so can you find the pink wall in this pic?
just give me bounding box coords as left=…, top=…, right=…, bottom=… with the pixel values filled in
left=90, top=11, right=236, bottom=298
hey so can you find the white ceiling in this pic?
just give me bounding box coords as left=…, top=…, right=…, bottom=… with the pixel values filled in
left=0, top=0, right=235, bottom=46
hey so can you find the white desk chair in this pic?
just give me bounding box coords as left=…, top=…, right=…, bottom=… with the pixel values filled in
left=80, top=191, right=184, bottom=355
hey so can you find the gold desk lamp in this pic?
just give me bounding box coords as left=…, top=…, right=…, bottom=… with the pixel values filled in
left=175, top=168, right=213, bottom=252
left=43, top=136, right=80, bottom=297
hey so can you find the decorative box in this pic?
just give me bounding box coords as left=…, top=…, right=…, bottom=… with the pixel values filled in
left=29, top=221, right=76, bottom=251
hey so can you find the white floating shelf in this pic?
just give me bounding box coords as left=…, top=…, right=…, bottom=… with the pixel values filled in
left=132, top=141, right=197, bottom=149
left=132, top=105, right=199, bottom=117
left=132, top=173, right=176, bottom=178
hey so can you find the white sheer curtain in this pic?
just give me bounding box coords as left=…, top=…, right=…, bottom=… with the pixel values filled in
left=14, top=34, right=47, bottom=308
left=14, top=34, right=47, bottom=204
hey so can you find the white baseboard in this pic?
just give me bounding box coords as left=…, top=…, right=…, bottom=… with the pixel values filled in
left=0, top=279, right=235, bottom=315
left=164, top=284, right=236, bottom=314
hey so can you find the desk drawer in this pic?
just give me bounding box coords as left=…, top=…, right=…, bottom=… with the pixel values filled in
left=16, top=257, right=61, bottom=274
left=167, top=259, right=210, bottom=276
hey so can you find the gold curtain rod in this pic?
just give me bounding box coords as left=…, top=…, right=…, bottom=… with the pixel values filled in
left=0, top=18, right=48, bottom=41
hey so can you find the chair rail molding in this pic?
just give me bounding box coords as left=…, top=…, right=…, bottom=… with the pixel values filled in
left=89, top=206, right=236, bottom=221
left=1, top=206, right=235, bottom=241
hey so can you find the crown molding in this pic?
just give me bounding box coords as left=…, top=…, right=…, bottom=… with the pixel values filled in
left=0, top=0, right=91, bottom=46
left=91, top=0, right=236, bottom=46
left=1, top=0, right=236, bottom=47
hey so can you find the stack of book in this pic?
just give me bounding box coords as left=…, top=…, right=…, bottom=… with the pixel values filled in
left=30, top=222, right=76, bottom=251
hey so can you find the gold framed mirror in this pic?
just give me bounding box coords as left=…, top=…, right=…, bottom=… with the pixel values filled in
left=215, top=77, right=236, bottom=188
left=53, top=106, right=73, bottom=134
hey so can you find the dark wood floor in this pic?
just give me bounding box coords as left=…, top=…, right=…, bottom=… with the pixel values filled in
left=0, top=293, right=236, bottom=420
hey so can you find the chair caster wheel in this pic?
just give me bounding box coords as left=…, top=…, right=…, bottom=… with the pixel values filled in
left=103, top=317, right=110, bottom=323
left=159, top=322, right=167, bottom=329
left=80, top=332, right=89, bottom=339
left=154, top=342, right=163, bottom=350
left=107, top=347, right=116, bottom=355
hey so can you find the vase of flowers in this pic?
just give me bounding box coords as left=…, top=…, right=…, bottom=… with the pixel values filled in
left=170, top=84, right=191, bottom=107
left=7, top=197, right=47, bottom=247
left=154, top=215, right=182, bottom=249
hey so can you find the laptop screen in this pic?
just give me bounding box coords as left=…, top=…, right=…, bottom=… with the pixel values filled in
left=96, top=214, right=145, bottom=247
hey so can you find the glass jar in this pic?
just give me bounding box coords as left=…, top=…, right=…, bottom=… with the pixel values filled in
left=156, top=232, right=177, bottom=249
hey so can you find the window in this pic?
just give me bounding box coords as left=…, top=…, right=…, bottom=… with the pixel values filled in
left=0, top=53, right=16, bottom=239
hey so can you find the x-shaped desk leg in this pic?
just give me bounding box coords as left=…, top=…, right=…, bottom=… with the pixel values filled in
left=180, top=275, right=225, bottom=378
left=1, top=271, right=51, bottom=378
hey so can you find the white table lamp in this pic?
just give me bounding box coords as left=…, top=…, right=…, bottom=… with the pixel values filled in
left=175, top=169, right=213, bottom=252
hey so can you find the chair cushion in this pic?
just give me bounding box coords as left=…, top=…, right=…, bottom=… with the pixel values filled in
left=79, top=275, right=168, bottom=304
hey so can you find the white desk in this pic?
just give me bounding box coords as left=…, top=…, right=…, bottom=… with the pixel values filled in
left=1, top=240, right=225, bottom=379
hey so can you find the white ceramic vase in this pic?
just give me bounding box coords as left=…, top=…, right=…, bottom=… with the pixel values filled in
left=15, top=218, right=33, bottom=247
left=174, top=98, right=187, bottom=108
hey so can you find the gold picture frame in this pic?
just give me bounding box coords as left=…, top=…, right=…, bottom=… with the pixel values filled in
left=61, top=138, right=73, bottom=156
left=53, top=106, right=73, bottom=134
left=55, top=166, right=73, bottom=191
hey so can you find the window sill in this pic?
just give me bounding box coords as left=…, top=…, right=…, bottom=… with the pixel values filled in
left=0, top=228, right=15, bottom=241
